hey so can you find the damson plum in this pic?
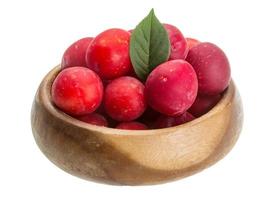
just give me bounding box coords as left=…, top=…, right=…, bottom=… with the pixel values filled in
left=145, top=60, right=198, bottom=116
left=104, top=76, right=147, bottom=122
left=116, top=122, right=148, bottom=130
left=61, top=37, right=93, bottom=69
left=164, top=24, right=188, bottom=60
left=51, top=67, right=103, bottom=116
left=86, top=28, right=133, bottom=80
left=186, top=42, right=231, bottom=95
left=77, top=113, right=108, bottom=127
left=188, top=94, right=221, bottom=117
left=153, top=112, right=195, bottom=129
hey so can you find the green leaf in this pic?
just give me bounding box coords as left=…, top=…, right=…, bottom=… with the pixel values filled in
left=130, top=9, right=170, bottom=80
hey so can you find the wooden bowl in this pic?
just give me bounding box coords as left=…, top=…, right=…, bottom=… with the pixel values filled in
left=31, top=66, right=243, bottom=185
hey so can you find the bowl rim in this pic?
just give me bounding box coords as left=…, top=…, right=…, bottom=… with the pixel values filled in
left=38, top=65, right=235, bottom=136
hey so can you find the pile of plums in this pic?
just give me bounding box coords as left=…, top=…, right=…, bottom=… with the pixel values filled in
left=51, top=24, right=230, bottom=130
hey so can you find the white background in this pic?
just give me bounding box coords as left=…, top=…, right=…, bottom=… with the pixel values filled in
left=0, top=0, right=274, bottom=199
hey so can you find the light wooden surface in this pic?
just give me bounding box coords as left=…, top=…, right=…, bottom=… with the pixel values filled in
left=31, top=66, right=243, bottom=185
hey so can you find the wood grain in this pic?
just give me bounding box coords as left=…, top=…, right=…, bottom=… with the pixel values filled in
left=31, top=66, right=243, bottom=185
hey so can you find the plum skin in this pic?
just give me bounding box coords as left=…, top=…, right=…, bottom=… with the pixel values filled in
left=104, top=76, right=147, bottom=122
left=116, top=122, right=148, bottom=130
left=61, top=37, right=93, bottom=69
left=145, top=60, right=198, bottom=116
left=188, top=94, right=221, bottom=117
left=153, top=112, right=195, bottom=129
left=51, top=67, right=103, bottom=116
left=77, top=113, right=108, bottom=127
left=186, top=37, right=200, bottom=50
left=163, top=23, right=188, bottom=60
left=186, top=42, right=231, bottom=95
left=86, top=28, right=133, bottom=80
